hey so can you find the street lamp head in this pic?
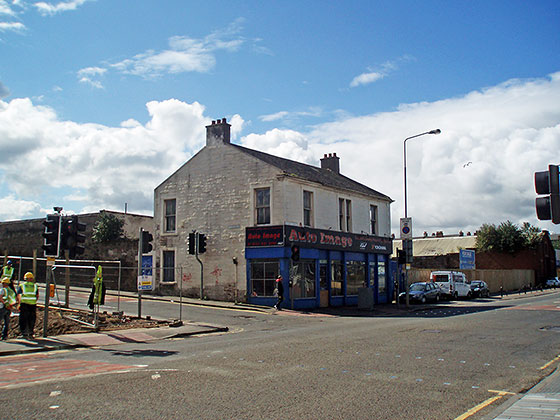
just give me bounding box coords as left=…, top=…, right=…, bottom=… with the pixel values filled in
left=429, top=129, right=441, bottom=135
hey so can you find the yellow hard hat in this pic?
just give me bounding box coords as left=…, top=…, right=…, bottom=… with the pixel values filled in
left=24, top=272, right=35, bottom=281
left=1, top=277, right=10, bottom=284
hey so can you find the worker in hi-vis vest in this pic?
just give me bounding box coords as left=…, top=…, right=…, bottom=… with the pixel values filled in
left=88, top=266, right=106, bottom=310
left=0, top=277, right=17, bottom=340
left=16, top=272, right=38, bottom=339
left=2, top=260, right=15, bottom=289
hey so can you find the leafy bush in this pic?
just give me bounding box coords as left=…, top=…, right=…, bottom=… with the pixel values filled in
left=92, top=213, right=124, bottom=243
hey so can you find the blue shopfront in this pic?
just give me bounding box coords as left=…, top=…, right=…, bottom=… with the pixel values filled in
left=246, top=225, right=394, bottom=310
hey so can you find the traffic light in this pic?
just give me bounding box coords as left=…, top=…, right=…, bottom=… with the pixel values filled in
left=198, top=233, right=207, bottom=254
left=535, top=164, right=560, bottom=224
left=141, top=230, right=153, bottom=254
left=188, top=232, right=196, bottom=255
left=290, top=244, right=300, bottom=262
left=397, top=249, right=406, bottom=264
left=42, top=214, right=60, bottom=257
left=64, top=215, right=86, bottom=259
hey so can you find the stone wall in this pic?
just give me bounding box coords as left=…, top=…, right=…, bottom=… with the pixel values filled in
left=0, top=210, right=153, bottom=291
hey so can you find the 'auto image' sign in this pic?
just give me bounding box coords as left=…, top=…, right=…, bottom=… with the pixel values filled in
left=246, top=225, right=392, bottom=254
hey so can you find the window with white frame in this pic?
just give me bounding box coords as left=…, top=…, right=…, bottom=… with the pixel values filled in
left=162, top=250, right=175, bottom=283
left=370, top=204, right=378, bottom=235
left=255, top=188, right=270, bottom=225
left=346, top=200, right=352, bottom=232
left=338, top=198, right=352, bottom=232
left=303, top=190, right=313, bottom=227
left=164, top=199, right=176, bottom=233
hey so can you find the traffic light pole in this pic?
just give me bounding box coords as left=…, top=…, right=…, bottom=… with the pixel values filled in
left=138, top=227, right=143, bottom=318
left=195, top=232, right=204, bottom=300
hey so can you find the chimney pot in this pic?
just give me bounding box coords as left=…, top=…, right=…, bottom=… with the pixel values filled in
left=206, top=118, right=231, bottom=146
left=320, top=152, right=341, bottom=174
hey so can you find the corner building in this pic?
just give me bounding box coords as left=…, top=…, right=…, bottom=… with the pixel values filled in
left=154, top=118, right=394, bottom=309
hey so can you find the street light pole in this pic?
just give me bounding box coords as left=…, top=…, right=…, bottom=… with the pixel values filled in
left=403, top=129, right=441, bottom=219
left=402, top=129, right=441, bottom=307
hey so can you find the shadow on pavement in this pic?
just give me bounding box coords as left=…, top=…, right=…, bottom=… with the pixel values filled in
left=105, top=349, right=179, bottom=357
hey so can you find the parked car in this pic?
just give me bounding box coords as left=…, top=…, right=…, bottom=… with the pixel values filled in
left=470, top=280, right=490, bottom=298
left=399, top=282, right=441, bottom=304
left=430, top=271, right=472, bottom=299
left=546, top=278, right=560, bottom=288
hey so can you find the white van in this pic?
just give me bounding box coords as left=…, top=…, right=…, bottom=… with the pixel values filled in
left=430, top=271, right=471, bottom=299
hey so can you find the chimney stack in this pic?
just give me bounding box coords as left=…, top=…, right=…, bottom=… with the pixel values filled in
left=206, top=118, right=231, bottom=146
left=320, top=152, right=340, bottom=173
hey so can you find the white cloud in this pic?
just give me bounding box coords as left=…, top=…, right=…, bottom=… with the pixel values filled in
left=77, top=66, right=106, bottom=89
left=350, top=71, right=384, bottom=88
left=350, top=56, right=414, bottom=88
left=34, top=0, right=90, bottom=16
left=0, top=97, right=208, bottom=216
left=111, top=21, right=245, bottom=78
left=0, top=195, right=41, bottom=220
left=259, top=108, right=322, bottom=123
left=0, top=0, right=16, bottom=16
left=247, top=73, right=560, bottom=235
left=241, top=128, right=316, bottom=163
left=0, top=21, right=25, bottom=32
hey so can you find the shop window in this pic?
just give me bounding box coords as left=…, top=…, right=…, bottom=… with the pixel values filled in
left=346, top=261, right=365, bottom=295
left=303, top=190, right=313, bottom=227
left=290, top=260, right=316, bottom=299
left=162, top=250, right=175, bottom=283
left=164, top=199, right=176, bottom=233
left=331, top=260, right=343, bottom=296
left=255, top=188, right=270, bottom=225
left=250, top=260, right=278, bottom=297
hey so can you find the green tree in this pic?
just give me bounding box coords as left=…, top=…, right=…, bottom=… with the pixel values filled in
left=92, top=212, right=125, bottom=243
left=475, top=223, right=499, bottom=252
left=476, top=221, right=542, bottom=253
left=521, top=222, right=542, bottom=248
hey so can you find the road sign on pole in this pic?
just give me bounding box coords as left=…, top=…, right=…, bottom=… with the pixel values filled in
left=400, top=217, right=412, bottom=239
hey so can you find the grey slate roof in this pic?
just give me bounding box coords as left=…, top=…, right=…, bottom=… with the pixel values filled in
left=231, top=143, right=392, bottom=202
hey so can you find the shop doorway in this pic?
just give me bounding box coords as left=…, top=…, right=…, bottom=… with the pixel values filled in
left=319, top=260, right=328, bottom=307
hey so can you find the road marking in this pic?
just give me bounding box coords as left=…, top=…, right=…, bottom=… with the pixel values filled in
left=455, top=390, right=515, bottom=420
left=454, top=395, right=504, bottom=420
left=539, top=354, right=560, bottom=370
left=488, top=390, right=515, bottom=395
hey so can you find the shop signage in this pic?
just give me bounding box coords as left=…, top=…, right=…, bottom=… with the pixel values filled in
left=246, top=226, right=285, bottom=247
left=247, top=225, right=392, bottom=254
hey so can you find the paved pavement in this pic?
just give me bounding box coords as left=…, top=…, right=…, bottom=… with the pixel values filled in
left=1, top=287, right=559, bottom=419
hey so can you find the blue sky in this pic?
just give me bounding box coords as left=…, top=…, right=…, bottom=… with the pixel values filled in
left=1, top=0, right=560, bottom=236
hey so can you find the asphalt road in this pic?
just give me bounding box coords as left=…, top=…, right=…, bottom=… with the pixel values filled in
left=2, top=292, right=560, bottom=420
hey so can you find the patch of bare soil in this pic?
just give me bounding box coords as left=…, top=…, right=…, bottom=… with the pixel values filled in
left=5, top=306, right=169, bottom=339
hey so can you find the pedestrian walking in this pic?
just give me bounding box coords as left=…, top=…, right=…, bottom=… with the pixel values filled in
left=17, top=272, right=38, bottom=339
left=274, top=275, right=284, bottom=310
left=0, top=277, right=16, bottom=340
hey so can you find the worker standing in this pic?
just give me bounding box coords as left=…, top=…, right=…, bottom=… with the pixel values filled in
left=17, top=272, right=39, bottom=339
left=0, top=277, right=17, bottom=340
left=88, top=266, right=105, bottom=310
left=2, top=260, right=15, bottom=289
